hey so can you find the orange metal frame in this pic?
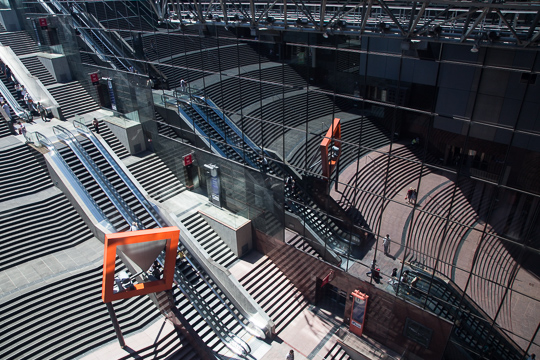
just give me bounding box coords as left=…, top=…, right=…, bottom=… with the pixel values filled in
left=320, top=118, right=341, bottom=178
left=102, top=227, right=180, bottom=303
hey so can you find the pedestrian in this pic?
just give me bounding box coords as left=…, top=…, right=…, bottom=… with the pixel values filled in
left=528, top=354, right=536, bottom=360
left=18, top=121, right=26, bottom=136
left=401, top=271, right=409, bottom=284
left=2, top=102, right=11, bottom=121
left=15, top=83, right=21, bottom=99
left=5, top=65, right=12, bottom=83
left=383, top=234, right=390, bottom=255
left=391, top=268, right=397, bottom=278
left=405, top=187, right=413, bottom=203
left=93, top=118, right=100, bottom=133
left=130, top=222, right=138, bottom=231
left=410, top=188, right=417, bottom=203
left=411, top=276, right=419, bottom=288
left=37, top=102, right=47, bottom=121
left=180, top=78, right=187, bottom=93
left=286, top=349, right=294, bottom=360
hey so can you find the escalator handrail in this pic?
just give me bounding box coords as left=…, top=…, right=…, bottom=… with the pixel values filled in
left=73, top=119, right=163, bottom=229
left=182, top=252, right=263, bottom=341
left=33, top=131, right=114, bottom=230
left=195, top=95, right=261, bottom=155
left=53, top=125, right=141, bottom=229
left=158, top=254, right=248, bottom=357
left=190, top=96, right=259, bottom=168
left=177, top=103, right=228, bottom=158
left=0, top=78, right=32, bottom=122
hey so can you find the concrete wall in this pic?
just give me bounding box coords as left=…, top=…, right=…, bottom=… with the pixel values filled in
left=0, top=10, right=21, bottom=32
left=199, top=209, right=252, bottom=257
left=104, top=118, right=146, bottom=155
left=38, top=53, right=73, bottom=83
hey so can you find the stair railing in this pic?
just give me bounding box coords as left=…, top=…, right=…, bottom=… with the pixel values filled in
left=73, top=118, right=163, bottom=229
left=53, top=125, right=142, bottom=229
left=176, top=100, right=228, bottom=158
left=158, top=252, right=250, bottom=357
left=190, top=95, right=258, bottom=168
left=32, top=131, right=115, bottom=232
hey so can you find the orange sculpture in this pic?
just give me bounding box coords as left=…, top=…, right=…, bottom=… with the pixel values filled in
left=102, top=227, right=180, bottom=303
left=320, top=118, right=341, bottom=179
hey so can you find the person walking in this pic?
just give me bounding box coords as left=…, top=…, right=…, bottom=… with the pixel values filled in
left=37, top=102, right=47, bottom=121
left=383, top=234, right=390, bottom=255
left=286, top=349, right=294, bottom=360
left=93, top=118, right=100, bottom=134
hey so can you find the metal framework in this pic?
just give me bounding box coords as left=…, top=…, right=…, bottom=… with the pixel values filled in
left=155, top=0, right=540, bottom=49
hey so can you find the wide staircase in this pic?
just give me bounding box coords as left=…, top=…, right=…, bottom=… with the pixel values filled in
left=92, top=119, right=131, bottom=159
left=0, top=143, right=53, bottom=202
left=337, top=144, right=440, bottom=231
left=0, top=31, right=40, bottom=56
left=48, top=82, right=100, bottom=119
left=238, top=251, right=311, bottom=335
left=324, top=342, right=351, bottom=360
left=0, top=118, right=12, bottom=137
left=0, top=192, right=95, bottom=271
left=126, top=152, right=187, bottom=203
left=20, top=56, right=58, bottom=86
left=286, top=233, right=323, bottom=261
left=243, top=91, right=352, bottom=148
left=181, top=212, right=238, bottom=268
left=0, top=263, right=165, bottom=359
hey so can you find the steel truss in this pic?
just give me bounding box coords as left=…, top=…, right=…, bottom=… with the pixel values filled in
left=152, top=0, right=540, bottom=49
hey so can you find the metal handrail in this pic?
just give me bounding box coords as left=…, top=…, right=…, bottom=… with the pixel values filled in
left=176, top=102, right=228, bottom=158
left=32, top=131, right=114, bottom=232
left=53, top=125, right=141, bottom=229
left=182, top=253, right=264, bottom=340
left=0, top=79, right=31, bottom=122
left=158, top=253, right=248, bottom=357
left=73, top=118, right=162, bottom=229
left=190, top=96, right=258, bottom=168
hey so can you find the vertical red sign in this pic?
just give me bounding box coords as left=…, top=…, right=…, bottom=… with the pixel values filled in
left=349, top=290, right=369, bottom=337
left=184, top=154, right=193, bottom=167
left=39, top=18, right=48, bottom=27
left=90, top=73, right=99, bottom=85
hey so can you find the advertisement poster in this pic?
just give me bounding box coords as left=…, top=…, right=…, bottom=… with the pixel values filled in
left=349, top=291, right=369, bottom=337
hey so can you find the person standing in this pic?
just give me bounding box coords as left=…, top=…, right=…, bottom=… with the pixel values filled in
left=93, top=118, right=100, bottom=134
left=5, top=65, right=12, bottom=83
left=383, top=234, right=390, bottom=255
left=2, top=102, right=11, bottom=121
left=286, top=350, right=294, bottom=360
left=37, top=102, right=47, bottom=121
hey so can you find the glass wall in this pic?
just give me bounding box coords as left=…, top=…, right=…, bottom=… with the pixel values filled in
left=19, top=2, right=539, bottom=357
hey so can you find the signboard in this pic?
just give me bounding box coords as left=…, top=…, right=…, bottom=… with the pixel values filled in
left=320, top=270, right=335, bottom=288
left=403, top=318, right=433, bottom=348
left=107, top=79, right=117, bottom=111
left=90, top=73, right=99, bottom=85
left=39, top=18, right=48, bottom=28
left=349, top=290, right=368, bottom=337
left=184, top=154, right=193, bottom=167
left=204, top=164, right=221, bottom=207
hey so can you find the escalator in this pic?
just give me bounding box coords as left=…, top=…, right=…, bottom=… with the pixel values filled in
left=40, top=124, right=263, bottom=357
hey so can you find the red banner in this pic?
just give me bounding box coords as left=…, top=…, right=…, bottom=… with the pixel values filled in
left=90, top=73, right=99, bottom=85
left=184, top=154, right=193, bottom=167
left=38, top=18, right=48, bottom=27
left=320, top=270, right=335, bottom=288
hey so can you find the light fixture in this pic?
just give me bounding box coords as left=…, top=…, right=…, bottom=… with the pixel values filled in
left=322, top=32, right=329, bottom=39
left=470, top=44, right=479, bottom=53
